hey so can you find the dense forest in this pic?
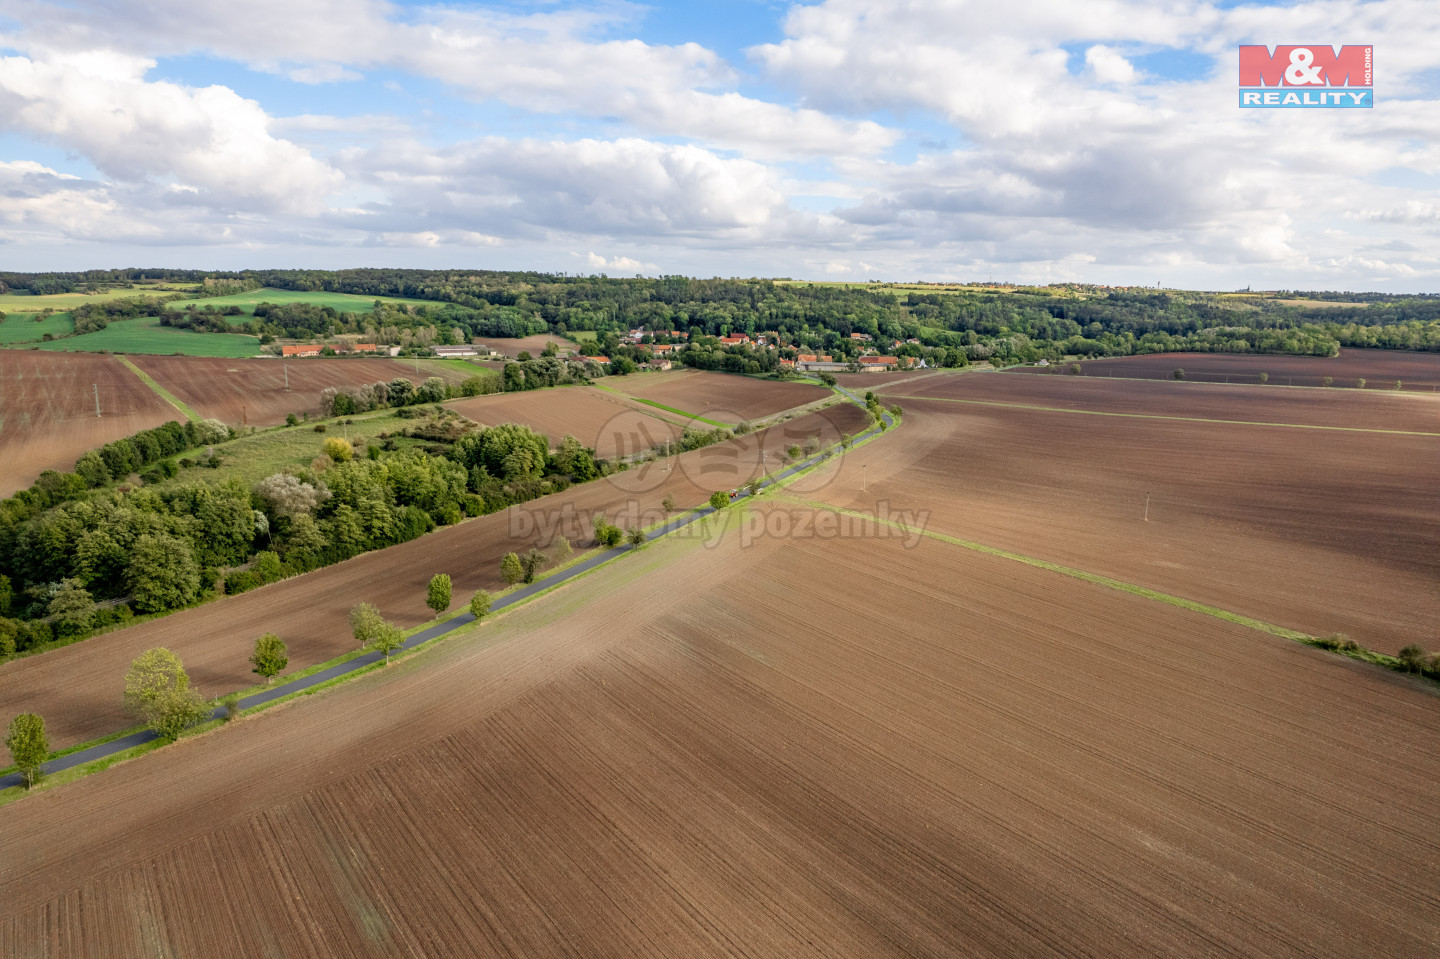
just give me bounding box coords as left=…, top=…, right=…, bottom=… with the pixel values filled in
left=4, top=270, right=1440, bottom=362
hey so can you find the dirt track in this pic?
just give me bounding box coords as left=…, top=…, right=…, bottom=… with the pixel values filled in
left=809, top=390, right=1439, bottom=654
left=1026, top=349, right=1440, bottom=390
left=473, top=335, right=579, bottom=358
left=2, top=514, right=1438, bottom=956
left=0, top=403, right=870, bottom=749
left=447, top=387, right=681, bottom=459
left=604, top=370, right=829, bottom=424
left=0, top=352, right=178, bottom=495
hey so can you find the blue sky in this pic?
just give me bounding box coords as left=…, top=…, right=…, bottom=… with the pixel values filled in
left=1, top=0, right=1437, bottom=290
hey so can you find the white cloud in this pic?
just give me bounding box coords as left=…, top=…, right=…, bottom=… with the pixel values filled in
left=0, top=49, right=342, bottom=212
left=585, top=251, right=655, bottom=272
left=1084, top=44, right=1136, bottom=84
left=2, top=0, right=1440, bottom=288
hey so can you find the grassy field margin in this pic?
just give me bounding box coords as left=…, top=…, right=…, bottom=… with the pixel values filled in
left=116, top=355, right=202, bottom=422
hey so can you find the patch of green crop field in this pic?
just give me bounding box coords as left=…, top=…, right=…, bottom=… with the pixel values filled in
left=0, top=312, right=74, bottom=343
left=165, top=287, right=437, bottom=315
left=31, top=318, right=261, bottom=357
left=0, top=284, right=182, bottom=312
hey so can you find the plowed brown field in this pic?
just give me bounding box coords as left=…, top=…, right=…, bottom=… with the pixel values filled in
left=475, top=335, right=579, bottom=358
left=0, top=403, right=870, bottom=749
left=805, top=393, right=1439, bottom=654
left=446, top=387, right=681, bottom=459
left=3, top=514, right=1438, bottom=956
left=605, top=369, right=828, bottom=424
left=1022, top=349, right=1440, bottom=390
left=0, top=352, right=178, bottom=495
left=130, top=356, right=474, bottom=427
left=882, top=369, right=1440, bottom=433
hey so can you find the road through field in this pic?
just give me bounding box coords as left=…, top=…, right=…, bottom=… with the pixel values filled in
left=0, top=397, right=890, bottom=791
left=2, top=498, right=1438, bottom=956
left=0, top=400, right=872, bottom=749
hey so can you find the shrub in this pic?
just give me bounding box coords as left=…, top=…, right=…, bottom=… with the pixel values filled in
left=469, top=590, right=493, bottom=620
left=1356, top=378, right=1365, bottom=389
left=1313, top=633, right=1361, bottom=654
left=1173, top=368, right=1185, bottom=380
left=1258, top=372, right=1269, bottom=384
left=221, top=694, right=241, bottom=722
left=661, top=494, right=676, bottom=513
left=500, top=552, right=524, bottom=585
left=709, top=491, right=730, bottom=510
left=1398, top=645, right=1429, bottom=673
left=313, top=423, right=328, bottom=432
left=520, top=549, right=548, bottom=583
left=627, top=528, right=647, bottom=548
left=286, top=413, right=298, bottom=427
left=322, top=437, right=353, bottom=462
left=1322, top=376, right=1333, bottom=388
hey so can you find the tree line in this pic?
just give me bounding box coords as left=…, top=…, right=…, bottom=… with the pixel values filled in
left=0, top=404, right=621, bottom=661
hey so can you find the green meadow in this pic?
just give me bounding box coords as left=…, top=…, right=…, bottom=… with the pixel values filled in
left=0, top=312, right=75, bottom=344
left=165, top=287, right=437, bottom=315
left=31, top=318, right=261, bottom=357
left=0, top=283, right=193, bottom=312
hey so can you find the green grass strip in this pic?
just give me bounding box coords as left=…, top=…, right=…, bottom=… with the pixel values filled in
left=593, top=384, right=728, bottom=427
left=116, top=355, right=201, bottom=422
left=786, top=497, right=1318, bottom=640
left=875, top=393, right=1440, bottom=437
left=780, top=496, right=1423, bottom=679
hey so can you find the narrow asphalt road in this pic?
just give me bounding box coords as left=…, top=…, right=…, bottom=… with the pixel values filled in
left=1, top=388, right=893, bottom=791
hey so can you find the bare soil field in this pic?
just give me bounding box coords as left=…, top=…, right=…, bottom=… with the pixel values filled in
left=1022, top=349, right=1440, bottom=390
left=474, top=334, right=579, bottom=358
left=605, top=369, right=829, bottom=424
left=447, top=387, right=681, bottom=459
left=804, top=396, right=1439, bottom=654
left=833, top=369, right=942, bottom=387
left=130, top=356, right=475, bottom=427
left=0, top=403, right=871, bottom=749
left=883, top=369, right=1440, bottom=433
left=2, top=517, right=1438, bottom=956
left=0, top=352, right=178, bottom=496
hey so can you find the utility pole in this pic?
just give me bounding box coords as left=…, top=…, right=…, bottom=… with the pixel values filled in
left=1144, top=491, right=1151, bottom=522
left=93, top=383, right=101, bottom=417
left=862, top=464, right=868, bottom=493
left=283, top=359, right=289, bottom=391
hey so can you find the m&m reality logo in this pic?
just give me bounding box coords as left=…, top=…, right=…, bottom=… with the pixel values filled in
left=1239, top=45, right=1373, bottom=108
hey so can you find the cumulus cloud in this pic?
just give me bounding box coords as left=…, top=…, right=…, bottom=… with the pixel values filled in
left=1084, top=45, right=1136, bottom=84
left=341, top=136, right=804, bottom=241
left=1, top=0, right=1439, bottom=288
left=0, top=49, right=342, bottom=211
left=8, top=0, right=897, bottom=160
left=585, top=251, right=656, bottom=272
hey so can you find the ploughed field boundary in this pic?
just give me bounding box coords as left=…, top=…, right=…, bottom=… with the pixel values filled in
left=0, top=390, right=894, bottom=794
